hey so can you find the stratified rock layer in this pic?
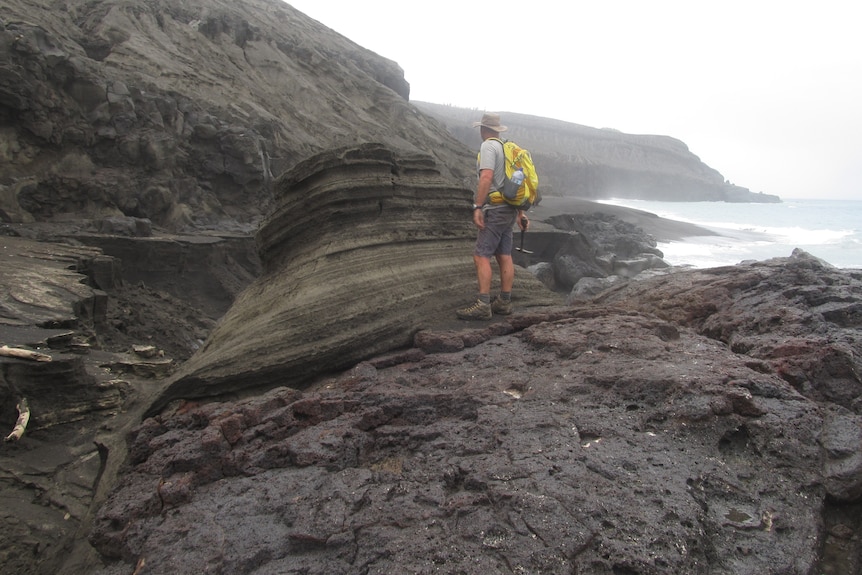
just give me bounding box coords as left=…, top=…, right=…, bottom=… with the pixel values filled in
left=154, top=144, right=560, bottom=410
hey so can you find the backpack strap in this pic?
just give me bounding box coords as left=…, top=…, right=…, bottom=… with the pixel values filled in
left=478, top=137, right=505, bottom=171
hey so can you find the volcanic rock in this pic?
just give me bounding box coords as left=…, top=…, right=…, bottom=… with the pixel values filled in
left=87, top=252, right=862, bottom=574
left=153, top=143, right=561, bottom=412
left=0, top=0, right=471, bottom=232
left=2, top=0, right=860, bottom=573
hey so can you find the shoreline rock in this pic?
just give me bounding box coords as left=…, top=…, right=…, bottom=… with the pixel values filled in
left=1, top=0, right=858, bottom=571
left=2, top=200, right=862, bottom=574
left=89, top=269, right=861, bottom=573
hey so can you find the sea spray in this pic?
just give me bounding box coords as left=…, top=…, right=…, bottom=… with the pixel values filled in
left=598, top=198, right=862, bottom=269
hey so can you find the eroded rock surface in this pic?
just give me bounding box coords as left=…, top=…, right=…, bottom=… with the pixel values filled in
left=595, top=250, right=862, bottom=417
left=4, top=214, right=862, bottom=574
left=88, top=307, right=828, bottom=574
left=2, top=0, right=860, bottom=573
left=82, top=252, right=862, bottom=575
left=155, top=144, right=561, bottom=411
left=0, top=0, right=470, bottom=231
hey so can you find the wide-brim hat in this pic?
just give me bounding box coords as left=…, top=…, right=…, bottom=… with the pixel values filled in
left=472, top=112, right=507, bottom=132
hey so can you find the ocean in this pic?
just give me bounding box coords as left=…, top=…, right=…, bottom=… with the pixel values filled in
left=598, top=198, right=862, bottom=270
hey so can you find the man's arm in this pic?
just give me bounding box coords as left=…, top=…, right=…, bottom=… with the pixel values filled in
left=475, top=169, right=493, bottom=206
left=472, top=169, right=494, bottom=229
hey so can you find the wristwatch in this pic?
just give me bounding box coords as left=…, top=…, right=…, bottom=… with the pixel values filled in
left=472, top=204, right=482, bottom=210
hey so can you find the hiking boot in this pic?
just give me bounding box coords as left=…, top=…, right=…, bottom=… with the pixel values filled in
left=491, top=296, right=513, bottom=315
left=456, top=299, right=492, bottom=320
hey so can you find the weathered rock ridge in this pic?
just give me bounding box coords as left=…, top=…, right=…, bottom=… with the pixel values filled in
left=154, top=143, right=559, bottom=412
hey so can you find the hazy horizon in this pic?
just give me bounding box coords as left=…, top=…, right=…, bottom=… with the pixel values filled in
left=287, top=0, right=861, bottom=202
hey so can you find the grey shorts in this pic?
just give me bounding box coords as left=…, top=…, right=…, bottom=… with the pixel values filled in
left=474, top=206, right=518, bottom=258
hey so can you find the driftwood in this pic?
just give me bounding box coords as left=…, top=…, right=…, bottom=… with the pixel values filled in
left=0, top=345, right=52, bottom=362
left=5, top=398, right=30, bottom=442
left=0, top=346, right=44, bottom=441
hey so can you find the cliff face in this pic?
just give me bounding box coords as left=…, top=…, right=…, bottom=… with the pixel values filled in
left=415, top=102, right=781, bottom=203
left=0, top=0, right=472, bottom=231
left=2, top=0, right=773, bottom=237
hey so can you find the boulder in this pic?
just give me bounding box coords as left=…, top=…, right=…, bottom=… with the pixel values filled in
left=612, top=253, right=671, bottom=278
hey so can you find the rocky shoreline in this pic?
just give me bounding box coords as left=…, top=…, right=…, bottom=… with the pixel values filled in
left=2, top=0, right=860, bottom=571
left=2, top=197, right=861, bottom=574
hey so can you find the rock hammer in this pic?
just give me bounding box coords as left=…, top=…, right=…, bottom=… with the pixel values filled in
left=515, top=216, right=533, bottom=254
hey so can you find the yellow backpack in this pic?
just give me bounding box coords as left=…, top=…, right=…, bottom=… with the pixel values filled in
left=483, top=138, right=539, bottom=209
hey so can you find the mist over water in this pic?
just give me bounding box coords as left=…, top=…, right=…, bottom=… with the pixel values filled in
left=599, top=198, right=862, bottom=269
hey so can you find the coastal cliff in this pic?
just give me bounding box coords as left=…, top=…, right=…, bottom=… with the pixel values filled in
left=415, top=102, right=781, bottom=203
left=2, top=0, right=774, bottom=236
left=0, top=1, right=859, bottom=574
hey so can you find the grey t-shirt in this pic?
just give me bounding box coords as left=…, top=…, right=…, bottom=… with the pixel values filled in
left=477, top=138, right=507, bottom=193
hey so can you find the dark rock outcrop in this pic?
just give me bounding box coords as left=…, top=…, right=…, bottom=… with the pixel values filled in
left=86, top=252, right=862, bottom=575
left=543, top=210, right=669, bottom=290
left=512, top=197, right=706, bottom=295
left=0, top=234, right=216, bottom=575
left=0, top=0, right=472, bottom=232
left=596, top=250, right=862, bottom=418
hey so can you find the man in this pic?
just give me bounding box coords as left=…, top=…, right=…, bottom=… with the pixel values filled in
left=457, top=112, right=529, bottom=320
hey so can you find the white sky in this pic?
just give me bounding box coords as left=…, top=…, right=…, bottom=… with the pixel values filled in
left=286, top=1, right=861, bottom=200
